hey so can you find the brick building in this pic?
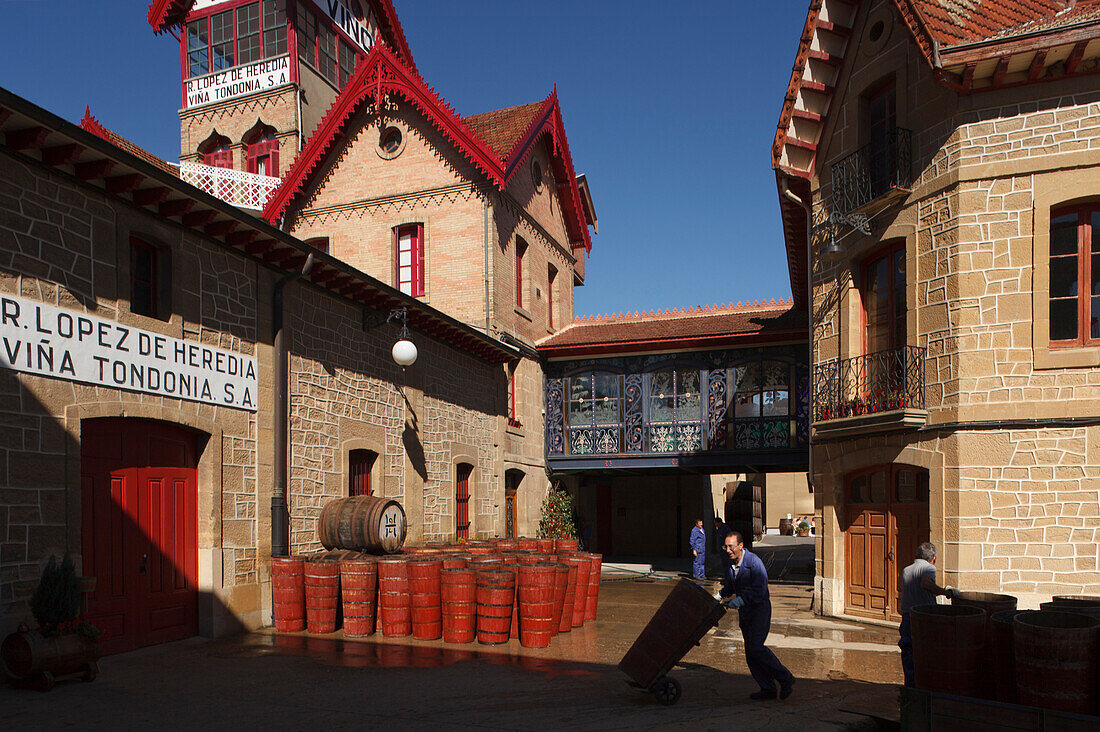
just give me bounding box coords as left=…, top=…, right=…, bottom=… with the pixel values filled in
left=0, top=0, right=596, bottom=653
left=774, top=0, right=1100, bottom=620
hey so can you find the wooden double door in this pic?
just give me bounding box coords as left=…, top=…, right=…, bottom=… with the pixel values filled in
left=81, top=418, right=200, bottom=655
left=844, top=464, right=929, bottom=622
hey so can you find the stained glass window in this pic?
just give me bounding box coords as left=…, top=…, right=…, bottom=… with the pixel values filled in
left=567, top=373, right=621, bottom=455
left=729, top=360, right=793, bottom=449
left=645, top=368, right=702, bottom=452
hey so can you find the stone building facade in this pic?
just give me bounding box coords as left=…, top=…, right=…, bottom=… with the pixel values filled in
left=774, top=0, right=1100, bottom=620
left=0, top=86, right=519, bottom=653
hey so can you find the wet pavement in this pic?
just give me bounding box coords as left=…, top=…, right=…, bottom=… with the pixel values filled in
left=0, top=578, right=903, bottom=731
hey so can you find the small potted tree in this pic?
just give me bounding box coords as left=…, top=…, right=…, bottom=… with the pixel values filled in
left=1, top=554, right=100, bottom=690
left=795, top=519, right=811, bottom=537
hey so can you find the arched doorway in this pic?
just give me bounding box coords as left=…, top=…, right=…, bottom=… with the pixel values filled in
left=843, top=464, right=929, bottom=621
left=456, top=463, right=473, bottom=539
left=81, top=418, right=202, bottom=655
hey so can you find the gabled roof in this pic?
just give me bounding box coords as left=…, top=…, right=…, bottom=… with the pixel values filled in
left=147, top=0, right=417, bottom=72
left=537, top=300, right=805, bottom=358
left=0, top=85, right=517, bottom=365
left=80, top=107, right=178, bottom=177
left=262, top=41, right=594, bottom=252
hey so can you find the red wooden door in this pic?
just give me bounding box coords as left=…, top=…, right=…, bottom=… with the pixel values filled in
left=81, top=419, right=199, bottom=655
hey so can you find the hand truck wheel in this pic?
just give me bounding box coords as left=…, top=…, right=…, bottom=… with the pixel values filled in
left=652, top=676, right=682, bottom=706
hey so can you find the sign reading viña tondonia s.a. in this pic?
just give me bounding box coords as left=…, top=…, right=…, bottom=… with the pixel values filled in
left=0, top=295, right=257, bottom=412
left=185, top=55, right=290, bottom=109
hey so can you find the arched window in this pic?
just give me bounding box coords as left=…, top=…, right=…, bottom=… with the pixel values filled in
left=456, top=463, right=473, bottom=539
left=245, top=124, right=280, bottom=177
left=199, top=133, right=233, bottom=169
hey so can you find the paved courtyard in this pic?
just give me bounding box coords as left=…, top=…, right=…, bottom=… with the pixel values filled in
left=1, top=577, right=901, bottom=730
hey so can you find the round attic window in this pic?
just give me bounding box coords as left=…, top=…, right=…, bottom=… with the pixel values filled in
left=532, top=160, right=544, bottom=192
left=377, top=125, right=405, bottom=159
left=869, top=20, right=885, bottom=42
left=863, top=8, right=894, bottom=55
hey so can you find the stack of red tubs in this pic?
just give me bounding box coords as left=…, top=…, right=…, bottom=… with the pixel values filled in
left=269, top=537, right=602, bottom=648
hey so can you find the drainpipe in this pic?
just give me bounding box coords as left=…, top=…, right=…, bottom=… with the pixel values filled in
left=271, top=252, right=315, bottom=557
left=483, top=195, right=491, bottom=334
left=781, top=182, right=814, bottom=494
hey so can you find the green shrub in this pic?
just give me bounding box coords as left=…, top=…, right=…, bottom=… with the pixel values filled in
left=30, top=554, right=81, bottom=634
left=537, top=487, right=577, bottom=540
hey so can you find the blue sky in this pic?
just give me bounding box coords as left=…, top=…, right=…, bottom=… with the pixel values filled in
left=0, top=1, right=809, bottom=318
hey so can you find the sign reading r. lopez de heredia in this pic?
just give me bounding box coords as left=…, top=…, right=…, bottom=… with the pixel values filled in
left=184, top=55, right=290, bottom=109
left=0, top=295, right=258, bottom=412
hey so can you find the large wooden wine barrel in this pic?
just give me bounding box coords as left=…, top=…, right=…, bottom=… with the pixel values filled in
left=476, top=569, right=516, bottom=645
left=910, top=604, right=985, bottom=697
left=409, top=558, right=443, bottom=641
left=558, top=562, right=578, bottom=634
left=990, top=610, right=1021, bottom=704
left=1041, top=597, right=1100, bottom=618
left=271, top=556, right=306, bottom=632
left=951, top=592, right=1017, bottom=700
left=516, top=563, right=556, bottom=649
left=564, top=555, right=590, bottom=628
left=1015, top=610, right=1099, bottom=714
left=318, top=496, right=407, bottom=554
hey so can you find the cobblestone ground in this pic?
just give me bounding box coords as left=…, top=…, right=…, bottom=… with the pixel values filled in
left=0, top=579, right=902, bottom=731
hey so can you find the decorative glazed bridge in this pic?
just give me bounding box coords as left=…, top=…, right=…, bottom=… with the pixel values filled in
left=178, top=161, right=282, bottom=211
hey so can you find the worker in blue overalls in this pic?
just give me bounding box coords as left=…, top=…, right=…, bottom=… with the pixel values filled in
left=716, top=529, right=795, bottom=700
left=689, top=518, right=706, bottom=580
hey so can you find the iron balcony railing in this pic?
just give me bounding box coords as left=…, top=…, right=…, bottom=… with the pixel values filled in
left=813, top=346, right=925, bottom=422
left=178, top=161, right=282, bottom=210
left=830, top=128, right=912, bottom=215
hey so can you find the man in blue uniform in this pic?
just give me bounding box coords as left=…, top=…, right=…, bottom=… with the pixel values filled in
left=717, top=529, right=795, bottom=700
left=689, top=518, right=706, bottom=580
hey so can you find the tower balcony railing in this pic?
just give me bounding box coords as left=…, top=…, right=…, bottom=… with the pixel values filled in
left=813, top=346, right=925, bottom=423
left=830, top=128, right=913, bottom=215
left=178, top=161, right=281, bottom=211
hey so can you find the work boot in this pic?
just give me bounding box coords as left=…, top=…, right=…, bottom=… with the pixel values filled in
left=749, top=689, right=777, bottom=700
left=780, top=678, right=795, bottom=700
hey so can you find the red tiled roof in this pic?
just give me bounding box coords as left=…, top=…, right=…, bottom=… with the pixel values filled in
left=464, top=101, right=546, bottom=161
left=537, top=300, right=805, bottom=355
left=897, top=0, right=1100, bottom=55
left=80, top=107, right=178, bottom=177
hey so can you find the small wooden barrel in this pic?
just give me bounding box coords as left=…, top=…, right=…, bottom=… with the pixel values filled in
left=564, top=556, right=591, bottom=628
left=476, top=569, right=515, bottom=645
left=271, top=556, right=306, bottom=632
left=547, top=561, right=567, bottom=638
left=304, top=561, right=340, bottom=634
left=0, top=629, right=97, bottom=681
left=582, top=552, right=603, bottom=622
left=910, top=604, right=985, bottom=697
left=536, top=538, right=555, bottom=553
left=951, top=591, right=1016, bottom=699
left=318, top=496, right=407, bottom=554
left=517, top=563, right=557, bottom=648
left=559, top=562, right=578, bottom=633
left=554, top=538, right=578, bottom=553
left=442, top=555, right=468, bottom=570
left=1041, top=598, right=1100, bottom=618
left=377, top=556, right=411, bottom=637
left=1015, top=610, right=1099, bottom=714
left=409, top=558, right=443, bottom=640
left=441, top=568, right=477, bottom=644
left=340, top=557, right=378, bottom=637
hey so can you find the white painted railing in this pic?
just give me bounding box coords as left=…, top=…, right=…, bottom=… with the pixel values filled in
left=178, top=161, right=282, bottom=211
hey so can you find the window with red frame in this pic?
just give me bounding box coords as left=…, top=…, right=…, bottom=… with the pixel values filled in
left=201, top=133, right=233, bottom=169
left=295, top=1, right=358, bottom=89
left=394, top=224, right=424, bottom=296
left=186, top=1, right=286, bottom=79
left=456, top=463, right=473, bottom=539
left=861, top=240, right=906, bottom=355
left=508, top=365, right=520, bottom=427
left=246, top=131, right=279, bottom=176
left=547, top=265, right=557, bottom=329
left=349, top=449, right=376, bottom=497
left=131, top=237, right=158, bottom=319
left=304, top=237, right=329, bottom=254
left=515, top=238, right=527, bottom=309
left=1050, top=204, right=1100, bottom=345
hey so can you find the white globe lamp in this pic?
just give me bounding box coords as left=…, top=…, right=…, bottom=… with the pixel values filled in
left=392, top=338, right=417, bottom=367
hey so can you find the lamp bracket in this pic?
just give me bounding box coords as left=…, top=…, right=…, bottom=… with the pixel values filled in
left=362, top=306, right=409, bottom=334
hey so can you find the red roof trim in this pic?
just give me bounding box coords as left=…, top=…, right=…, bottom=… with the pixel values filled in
left=771, top=0, right=823, bottom=170
left=147, top=0, right=191, bottom=35
left=262, top=44, right=593, bottom=253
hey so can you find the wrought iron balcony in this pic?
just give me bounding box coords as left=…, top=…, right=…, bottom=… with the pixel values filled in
left=830, top=128, right=912, bottom=215
left=178, top=161, right=281, bottom=211
left=813, top=346, right=925, bottom=423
